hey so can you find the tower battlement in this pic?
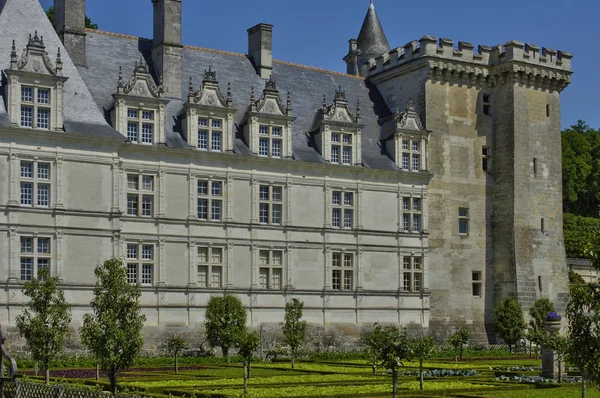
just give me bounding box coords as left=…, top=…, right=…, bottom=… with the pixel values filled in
left=365, top=36, right=572, bottom=90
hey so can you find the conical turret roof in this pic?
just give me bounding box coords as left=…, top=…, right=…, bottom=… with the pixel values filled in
left=356, top=1, right=390, bottom=57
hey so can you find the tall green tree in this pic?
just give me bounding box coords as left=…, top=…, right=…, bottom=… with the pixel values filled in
left=528, top=298, right=555, bottom=357
left=46, top=6, right=99, bottom=29
left=492, top=297, right=526, bottom=353
left=281, top=298, right=306, bottom=369
left=410, top=336, right=436, bottom=390
left=237, top=330, right=259, bottom=395
left=204, top=295, right=247, bottom=360
left=80, top=258, right=145, bottom=395
left=15, top=267, right=72, bottom=385
left=361, top=323, right=387, bottom=374
left=375, top=324, right=411, bottom=398
left=166, top=335, right=188, bottom=374
left=447, top=327, right=471, bottom=361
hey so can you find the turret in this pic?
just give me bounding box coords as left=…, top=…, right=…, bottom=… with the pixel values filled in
left=344, top=1, right=389, bottom=76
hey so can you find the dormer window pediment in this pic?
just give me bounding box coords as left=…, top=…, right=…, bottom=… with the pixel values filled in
left=244, top=78, right=295, bottom=159
left=313, top=87, right=363, bottom=166
left=111, top=59, right=169, bottom=145
left=183, top=67, right=236, bottom=153
left=384, top=100, right=430, bottom=172
left=4, top=33, right=68, bottom=132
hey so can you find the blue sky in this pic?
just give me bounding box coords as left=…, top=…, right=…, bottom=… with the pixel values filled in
left=39, top=0, right=596, bottom=129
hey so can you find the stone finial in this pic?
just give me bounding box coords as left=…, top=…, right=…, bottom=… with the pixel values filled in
left=286, top=92, right=292, bottom=114
left=158, top=72, right=165, bottom=95
left=10, top=40, right=17, bottom=69
left=203, top=65, right=218, bottom=83
left=264, top=77, right=277, bottom=92
left=227, top=82, right=233, bottom=107
left=117, top=66, right=124, bottom=91
left=188, top=76, right=194, bottom=93
left=356, top=98, right=361, bottom=119
left=250, top=86, right=256, bottom=111
left=335, top=86, right=346, bottom=101
left=323, top=94, right=327, bottom=110
left=55, top=48, right=63, bottom=76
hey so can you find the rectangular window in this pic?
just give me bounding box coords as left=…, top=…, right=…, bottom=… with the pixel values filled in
left=403, top=255, right=424, bottom=292
left=258, top=249, right=283, bottom=289
left=127, top=243, right=155, bottom=286
left=331, top=252, right=354, bottom=290
left=412, top=154, right=420, bottom=171
left=401, top=139, right=422, bottom=172
left=403, top=214, right=410, bottom=232
left=402, top=140, right=409, bottom=150
left=141, top=123, right=154, bottom=144
left=412, top=214, right=421, bottom=233
left=127, top=122, right=138, bottom=142
left=198, top=130, right=208, bottom=150
left=403, top=196, right=423, bottom=233
left=126, top=174, right=154, bottom=217
left=459, top=208, right=469, bottom=235
left=198, top=246, right=224, bottom=288
left=259, top=185, right=284, bottom=225
left=37, top=89, right=50, bottom=105
left=142, top=110, right=154, bottom=120
left=331, top=133, right=353, bottom=165
left=482, top=146, right=490, bottom=172
left=127, top=109, right=138, bottom=119
left=20, top=236, right=51, bottom=281
left=472, top=271, right=482, bottom=297
left=257, top=125, right=284, bottom=157
left=483, top=94, right=492, bottom=116
left=21, top=86, right=33, bottom=103
left=21, top=106, right=33, bottom=127
left=271, top=139, right=282, bottom=158
left=332, top=191, right=354, bottom=229
left=402, top=153, right=409, bottom=170
left=37, top=108, right=50, bottom=129
left=259, top=138, right=269, bottom=156
left=197, top=180, right=223, bottom=221
left=19, top=161, right=51, bottom=207
left=211, top=131, right=222, bottom=151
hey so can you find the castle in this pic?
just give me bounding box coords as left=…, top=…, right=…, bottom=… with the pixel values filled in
left=0, top=0, right=572, bottom=343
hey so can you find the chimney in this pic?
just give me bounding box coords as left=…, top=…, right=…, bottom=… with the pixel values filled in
left=247, top=23, right=273, bottom=79
left=151, top=0, right=183, bottom=99
left=54, top=0, right=86, bottom=66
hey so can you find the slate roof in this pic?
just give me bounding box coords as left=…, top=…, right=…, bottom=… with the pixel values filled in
left=0, top=0, right=399, bottom=170
left=356, top=1, right=390, bottom=58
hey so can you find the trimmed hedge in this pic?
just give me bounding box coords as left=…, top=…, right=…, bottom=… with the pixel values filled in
left=563, top=213, right=600, bottom=258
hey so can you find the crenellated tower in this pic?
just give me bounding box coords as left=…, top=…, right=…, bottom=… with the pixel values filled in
left=353, top=6, right=573, bottom=340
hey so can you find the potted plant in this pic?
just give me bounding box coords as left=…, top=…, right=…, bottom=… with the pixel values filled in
left=544, top=312, right=562, bottom=333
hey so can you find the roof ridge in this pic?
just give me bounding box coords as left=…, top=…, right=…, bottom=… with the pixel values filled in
left=86, top=28, right=364, bottom=81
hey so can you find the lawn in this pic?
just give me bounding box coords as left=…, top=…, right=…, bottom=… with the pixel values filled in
left=19, top=356, right=594, bottom=398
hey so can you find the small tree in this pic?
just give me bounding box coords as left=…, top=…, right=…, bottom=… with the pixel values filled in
left=80, top=258, right=146, bottom=395
left=237, top=330, right=259, bottom=395
left=361, top=323, right=387, bottom=374
left=447, top=327, right=471, bottom=361
left=15, top=267, right=72, bottom=385
left=281, top=298, right=306, bottom=369
left=376, top=325, right=411, bottom=398
left=204, top=295, right=247, bottom=361
left=528, top=298, right=555, bottom=357
left=410, top=336, right=436, bottom=390
left=492, top=297, right=526, bottom=353
left=567, top=281, right=600, bottom=397
left=167, top=335, right=188, bottom=373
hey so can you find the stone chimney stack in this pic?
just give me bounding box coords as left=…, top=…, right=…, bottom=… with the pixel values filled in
left=247, top=23, right=273, bottom=79
left=54, top=0, right=86, bottom=66
left=151, top=0, right=183, bottom=99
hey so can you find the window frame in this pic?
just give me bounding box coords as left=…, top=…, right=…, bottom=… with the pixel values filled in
left=126, top=242, right=155, bottom=286
left=472, top=271, right=483, bottom=297
left=197, top=246, right=224, bottom=288
left=258, top=124, right=284, bottom=158
left=400, top=137, right=422, bottom=172
left=19, top=236, right=52, bottom=281
left=126, top=173, right=155, bottom=218
left=330, top=132, right=354, bottom=165
left=459, top=207, right=470, bottom=235
left=258, top=184, right=284, bottom=225
left=331, top=251, right=355, bottom=291
left=331, top=190, right=355, bottom=229
left=19, top=160, right=52, bottom=208
left=258, top=249, right=284, bottom=290
left=19, top=85, right=52, bottom=130
left=402, top=255, right=423, bottom=293
left=402, top=196, right=422, bottom=234
left=126, top=107, right=156, bottom=145
left=197, top=179, right=223, bottom=222
left=197, top=116, right=224, bottom=152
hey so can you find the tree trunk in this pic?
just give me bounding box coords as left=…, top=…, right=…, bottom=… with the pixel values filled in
left=109, top=369, right=118, bottom=395
left=582, top=371, right=586, bottom=398
left=508, top=344, right=512, bottom=353
left=291, top=349, right=295, bottom=369
left=460, top=344, right=463, bottom=361
left=243, top=363, right=248, bottom=396
left=392, top=369, right=398, bottom=398
left=223, top=347, right=230, bottom=363
left=34, top=361, right=38, bottom=377
left=44, top=362, right=50, bottom=385
left=96, top=362, right=99, bottom=381
left=419, top=359, right=424, bottom=390
left=372, top=363, right=376, bottom=374
left=248, top=361, right=252, bottom=379
left=175, top=353, right=179, bottom=374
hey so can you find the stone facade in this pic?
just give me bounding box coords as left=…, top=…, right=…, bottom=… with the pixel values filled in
left=0, top=0, right=572, bottom=344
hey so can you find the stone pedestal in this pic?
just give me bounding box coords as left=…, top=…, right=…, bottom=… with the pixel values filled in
left=541, top=321, right=564, bottom=380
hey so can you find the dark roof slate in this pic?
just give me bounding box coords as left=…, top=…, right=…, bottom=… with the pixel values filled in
left=356, top=2, right=390, bottom=58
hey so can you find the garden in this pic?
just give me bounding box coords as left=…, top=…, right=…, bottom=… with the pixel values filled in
left=13, top=352, right=600, bottom=397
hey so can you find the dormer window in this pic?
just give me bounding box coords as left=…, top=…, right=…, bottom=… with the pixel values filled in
left=184, top=67, right=235, bottom=153
left=5, top=33, right=68, bottom=132
left=244, top=78, right=295, bottom=159
left=111, top=58, right=168, bottom=145
left=312, top=87, right=363, bottom=166
left=382, top=100, right=429, bottom=171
